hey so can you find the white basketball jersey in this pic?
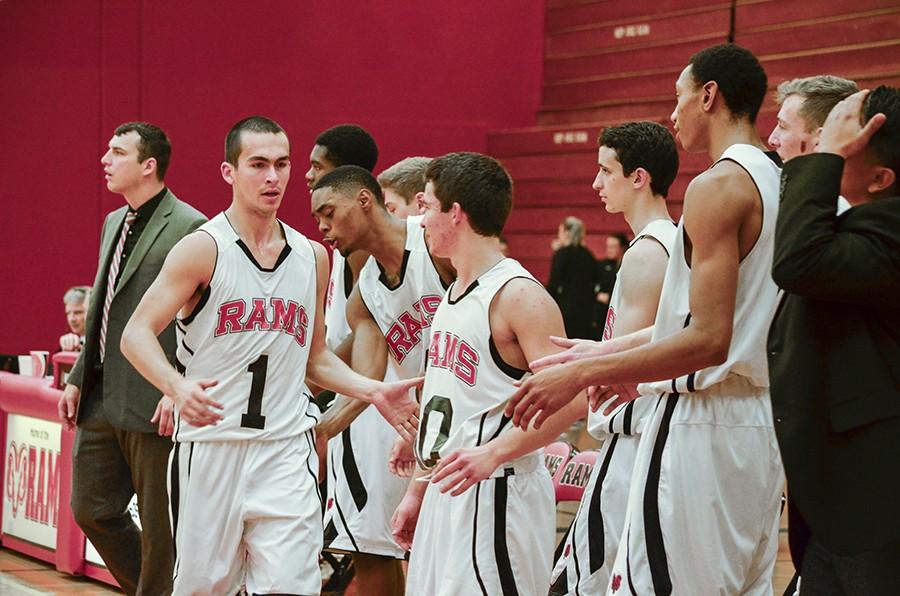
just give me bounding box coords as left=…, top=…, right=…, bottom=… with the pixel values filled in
left=416, top=258, right=536, bottom=468
left=358, top=216, right=446, bottom=381
left=324, top=249, right=352, bottom=350
left=588, top=219, right=677, bottom=438
left=175, top=213, right=319, bottom=442
left=642, top=144, right=781, bottom=397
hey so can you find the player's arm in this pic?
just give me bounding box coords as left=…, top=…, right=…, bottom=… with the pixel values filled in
left=120, top=232, right=224, bottom=426
left=430, top=278, right=588, bottom=495
left=315, top=285, right=388, bottom=441
left=508, top=171, right=746, bottom=428
left=305, top=241, right=421, bottom=440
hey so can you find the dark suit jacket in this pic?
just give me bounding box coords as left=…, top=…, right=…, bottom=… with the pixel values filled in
left=547, top=244, right=599, bottom=340
left=69, top=190, right=206, bottom=433
left=769, top=153, right=900, bottom=555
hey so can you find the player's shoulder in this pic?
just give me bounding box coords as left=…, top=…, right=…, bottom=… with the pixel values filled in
left=622, top=234, right=669, bottom=267
left=493, top=275, right=555, bottom=313
left=685, top=162, right=757, bottom=216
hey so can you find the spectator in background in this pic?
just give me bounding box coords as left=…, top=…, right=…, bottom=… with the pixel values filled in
left=547, top=216, right=598, bottom=339
left=595, top=232, right=628, bottom=328
left=60, top=286, right=91, bottom=352
left=377, top=156, right=431, bottom=218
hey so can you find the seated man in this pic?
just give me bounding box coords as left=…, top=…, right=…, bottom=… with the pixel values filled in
left=59, top=285, right=90, bottom=351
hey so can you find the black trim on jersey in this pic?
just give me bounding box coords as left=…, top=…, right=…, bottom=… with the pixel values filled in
left=625, top=529, right=639, bottom=596
left=489, top=336, right=528, bottom=380
left=187, top=443, right=194, bottom=478
left=622, top=401, right=634, bottom=436
left=571, top=512, right=583, bottom=595
left=632, top=232, right=672, bottom=258
left=714, top=153, right=775, bottom=266
left=341, top=429, right=369, bottom=511
left=235, top=238, right=292, bottom=272
left=175, top=357, right=186, bottom=375
left=588, top=433, right=619, bottom=574
left=447, top=279, right=480, bottom=305
left=342, top=257, right=354, bottom=299
left=175, top=320, right=186, bottom=334
left=377, top=249, right=410, bottom=290
left=180, top=339, right=195, bottom=356
left=304, top=429, right=322, bottom=504
left=329, top=447, right=360, bottom=552
left=494, top=477, right=520, bottom=596
left=180, top=284, right=211, bottom=326
left=170, top=442, right=181, bottom=580
left=672, top=313, right=694, bottom=393
left=487, top=414, right=512, bottom=442
left=472, top=483, right=489, bottom=595
left=645, top=393, right=679, bottom=596
left=324, top=519, right=338, bottom=544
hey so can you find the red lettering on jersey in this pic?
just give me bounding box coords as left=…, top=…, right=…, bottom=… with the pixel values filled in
left=215, top=300, right=246, bottom=336
left=386, top=323, right=415, bottom=363
left=428, top=331, right=441, bottom=366
left=417, top=295, right=442, bottom=326
left=326, top=278, right=335, bottom=310
left=272, top=298, right=299, bottom=333
left=603, top=306, right=616, bottom=341
left=294, top=305, right=309, bottom=346
left=453, top=341, right=479, bottom=386
left=244, top=298, right=271, bottom=331
left=441, top=333, right=459, bottom=369
left=399, top=312, right=424, bottom=345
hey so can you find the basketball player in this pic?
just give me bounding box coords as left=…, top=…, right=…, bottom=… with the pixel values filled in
left=378, top=156, right=431, bottom=218
left=312, top=162, right=451, bottom=595
left=390, top=152, right=585, bottom=595
left=508, top=44, right=786, bottom=594
left=548, top=121, right=678, bottom=595
left=120, top=116, right=420, bottom=595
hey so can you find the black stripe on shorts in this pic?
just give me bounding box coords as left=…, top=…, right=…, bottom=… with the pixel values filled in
left=493, top=477, right=519, bottom=596
left=644, top=393, right=680, bottom=596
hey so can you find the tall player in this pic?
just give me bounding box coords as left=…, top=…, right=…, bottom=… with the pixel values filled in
left=508, top=44, right=786, bottom=594
left=549, top=121, right=678, bottom=595
left=390, top=152, right=583, bottom=595
left=312, top=163, right=451, bottom=595
left=120, top=116, right=420, bottom=595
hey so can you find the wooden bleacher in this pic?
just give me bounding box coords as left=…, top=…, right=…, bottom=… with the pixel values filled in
left=491, top=0, right=900, bottom=282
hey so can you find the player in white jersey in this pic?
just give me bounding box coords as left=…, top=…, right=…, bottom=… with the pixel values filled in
left=389, top=152, right=587, bottom=596
left=508, top=44, right=786, bottom=594
left=120, top=117, right=420, bottom=595
left=548, top=122, right=678, bottom=596
left=311, top=162, right=453, bottom=595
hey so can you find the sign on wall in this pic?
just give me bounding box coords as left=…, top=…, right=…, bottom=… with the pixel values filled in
left=2, top=414, right=61, bottom=549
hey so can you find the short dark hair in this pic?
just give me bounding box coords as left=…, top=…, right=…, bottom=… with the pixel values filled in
left=689, top=43, right=767, bottom=124
left=113, top=122, right=172, bottom=180
left=864, top=85, right=900, bottom=181
left=315, top=124, right=378, bottom=171
left=424, top=152, right=513, bottom=237
left=225, top=116, right=286, bottom=165
left=610, top=232, right=629, bottom=249
left=313, top=165, right=385, bottom=207
left=600, top=121, right=679, bottom=197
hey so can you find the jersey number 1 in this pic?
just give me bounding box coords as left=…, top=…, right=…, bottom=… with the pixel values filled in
left=241, top=354, right=268, bottom=429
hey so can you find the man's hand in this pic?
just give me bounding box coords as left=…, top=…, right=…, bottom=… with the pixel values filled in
left=589, top=383, right=641, bottom=414
left=388, top=436, right=417, bottom=478
left=505, top=362, right=584, bottom=429
left=59, top=333, right=81, bottom=352
left=371, top=376, right=423, bottom=442
left=530, top=336, right=618, bottom=371
left=57, top=384, right=80, bottom=431
left=818, top=89, right=887, bottom=159
left=391, top=491, right=424, bottom=550
left=430, top=445, right=501, bottom=496
left=171, top=378, right=224, bottom=427
left=150, top=396, right=176, bottom=436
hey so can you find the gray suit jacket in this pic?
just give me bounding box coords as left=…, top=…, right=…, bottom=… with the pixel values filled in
left=69, top=189, right=206, bottom=433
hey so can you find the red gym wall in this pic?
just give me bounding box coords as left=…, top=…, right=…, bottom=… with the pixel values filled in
left=0, top=1, right=545, bottom=354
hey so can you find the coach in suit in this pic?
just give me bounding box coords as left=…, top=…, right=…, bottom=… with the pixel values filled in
left=769, top=87, right=900, bottom=595
left=58, top=122, right=206, bottom=595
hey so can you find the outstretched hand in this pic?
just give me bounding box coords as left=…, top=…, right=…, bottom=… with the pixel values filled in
left=529, top=336, right=603, bottom=371
left=505, top=363, right=584, bottom=429
left=430, top=445, right=500, bottom=496
left=818, top=89, right=887, bottom=159
left=372, top=376, right=422, bottom=442
left=388, top=435, right=417, bottom=478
